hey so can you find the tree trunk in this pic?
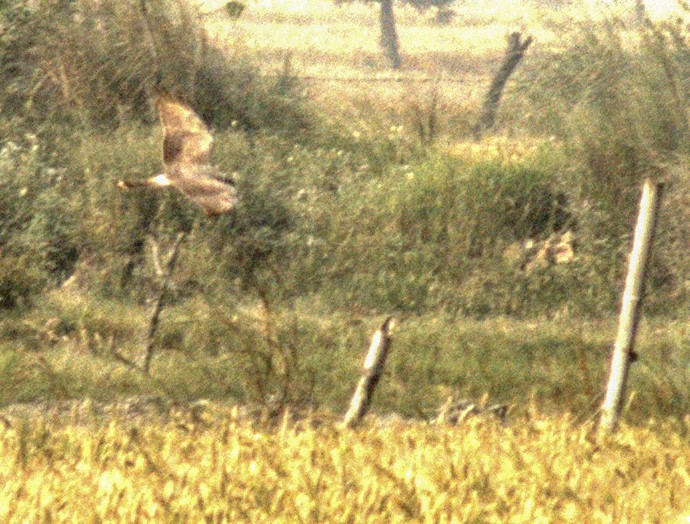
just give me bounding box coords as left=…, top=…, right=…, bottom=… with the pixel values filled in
left=473, top=32, right=532, bottom=139
left=379, top=0, right=402, bottom=70
left=635, top=0, right=647, bottom=27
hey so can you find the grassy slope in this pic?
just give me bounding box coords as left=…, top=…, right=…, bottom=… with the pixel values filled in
left=1, top=0, right=688, bottom=422
left=2, top=289, right=690, bottom=424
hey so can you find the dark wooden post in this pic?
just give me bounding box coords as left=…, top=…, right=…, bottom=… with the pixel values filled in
left=379, top=0, right=402, bottom=70
left=473, top=32, right=533, bottom=139
left=600, top=179, right=664, bottom=434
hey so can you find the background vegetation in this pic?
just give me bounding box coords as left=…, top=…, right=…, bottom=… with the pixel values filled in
left=3, top=1, right=690, bottom=520
left=1, top=0, right=690, bottom=420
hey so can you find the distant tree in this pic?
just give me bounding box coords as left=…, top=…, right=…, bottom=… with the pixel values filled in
left=336, top=0, right=456, bottom=69
left=224, top=1, right=245, bottom=19
left=635, top=0, right=646, bottom=25
left=379, top=0, right=402, bottom=69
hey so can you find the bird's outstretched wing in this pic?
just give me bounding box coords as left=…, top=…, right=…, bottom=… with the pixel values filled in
left=118, top=89, right=237, bottom=216
left=153, top=89, right=213, bottom=166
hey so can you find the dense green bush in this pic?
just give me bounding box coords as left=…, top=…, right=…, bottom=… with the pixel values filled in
left=516, top=16, right=690, bottom=211
left=0, top=138, right=79, bottom=309
left=0, top=0, right=315, bottom=307
left=0, top=122, right=636, bottom=317
left=2, top=1, right=689, bottom=318
left=278, top=150, right=580, bottom=313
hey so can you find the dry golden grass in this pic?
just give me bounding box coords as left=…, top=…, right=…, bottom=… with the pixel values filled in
left=2, top=411, right=690, bottom=522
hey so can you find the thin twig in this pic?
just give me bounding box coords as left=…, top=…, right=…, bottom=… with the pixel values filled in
left=143, top=231, right=187, bottom=374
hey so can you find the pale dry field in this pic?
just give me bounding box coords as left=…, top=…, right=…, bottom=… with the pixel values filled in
left=194, top=0, right=688, bottom=125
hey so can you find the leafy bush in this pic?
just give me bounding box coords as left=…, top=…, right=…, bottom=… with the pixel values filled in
left=506, top=15, right=690, bottom=312
left=0, top=0, right=316, bottom=304
left=516, top=16, right=690, bottom=216
left=0, top=0, right=312, bottom=136
left=0, top=138, right=79, bottom=309
left=277, top=147, right=577, bottom=313
left=4, top=2, right=690, bottom=317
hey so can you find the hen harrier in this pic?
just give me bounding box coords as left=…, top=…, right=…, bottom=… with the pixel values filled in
left=117, top=89, right=238, bottom=216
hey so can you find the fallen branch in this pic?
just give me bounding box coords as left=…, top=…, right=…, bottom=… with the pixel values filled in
left=342, top=317, right=394, bottom=428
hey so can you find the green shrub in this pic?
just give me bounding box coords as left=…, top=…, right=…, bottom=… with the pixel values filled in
left=505, top=16, right=690, bottom=314
left=0, top=0, right=312, bottom=136
left=283, top=151, right=577, bottom=313
left=0, top=138, right=79, bottom=309
left=513, top=17, right=689, bottom=220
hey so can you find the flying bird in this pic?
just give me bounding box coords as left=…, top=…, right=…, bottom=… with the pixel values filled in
left=117, top=89, right=238, bottom=216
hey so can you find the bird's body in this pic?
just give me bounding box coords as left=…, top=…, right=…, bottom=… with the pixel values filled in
left=165, top=164, right=237, bottom=215
left=117, top=89, right=237, bottom=216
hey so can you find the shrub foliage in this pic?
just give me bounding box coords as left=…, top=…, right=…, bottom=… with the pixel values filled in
left=1, top=1, right=690, bottom=319
left=0, top=0, right=310, bottom=134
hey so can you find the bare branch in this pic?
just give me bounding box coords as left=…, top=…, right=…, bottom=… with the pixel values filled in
left=142, top=231, right=187, bottom=374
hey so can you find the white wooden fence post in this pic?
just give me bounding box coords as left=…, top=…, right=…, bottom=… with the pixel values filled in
left=342, top=317, right=394, bottom=428
left=600, top=179, right=664, bottom=434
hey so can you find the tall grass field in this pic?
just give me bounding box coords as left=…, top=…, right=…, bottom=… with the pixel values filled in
left=3, top=412, right=690, bottom=522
